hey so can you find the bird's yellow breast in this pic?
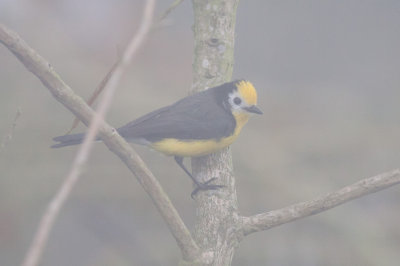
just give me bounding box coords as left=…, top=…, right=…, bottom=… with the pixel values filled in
left=150, top=112, right=249, bottom=157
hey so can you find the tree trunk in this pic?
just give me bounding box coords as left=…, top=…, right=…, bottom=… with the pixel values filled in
left=189, top=1, right=241, bottom=265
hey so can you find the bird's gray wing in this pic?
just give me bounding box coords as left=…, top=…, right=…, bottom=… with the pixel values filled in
left=117, top=92, right=235, bottom=142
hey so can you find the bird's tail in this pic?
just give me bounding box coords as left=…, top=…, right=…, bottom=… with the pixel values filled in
left=51, top=133, right=87, bottom=148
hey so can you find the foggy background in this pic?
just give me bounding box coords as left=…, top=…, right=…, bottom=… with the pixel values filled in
left=1, top=0, right=400, bottom=265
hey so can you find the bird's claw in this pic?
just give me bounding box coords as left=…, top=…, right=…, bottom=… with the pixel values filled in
left=191, top=178, right=224, bottom=199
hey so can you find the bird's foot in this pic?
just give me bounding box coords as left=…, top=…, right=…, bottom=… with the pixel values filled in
left=191, top=178, right=224, bottom=199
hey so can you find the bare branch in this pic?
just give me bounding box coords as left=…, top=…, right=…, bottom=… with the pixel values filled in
left=0, top=3, right=199, bottom=265
left=0, top=107, right=21, bottom=153
left=17, top=1, right=156, bottom=266
left=241, top=169, right=400, bottom=236
left=157, top=0, right=185, bottom=23
left=66, top=58, right=119, bottom=134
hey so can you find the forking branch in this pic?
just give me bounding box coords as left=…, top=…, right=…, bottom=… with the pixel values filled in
left=0, top=1, right=200, bottom=264
left=19, top=1, right=156, bottom=265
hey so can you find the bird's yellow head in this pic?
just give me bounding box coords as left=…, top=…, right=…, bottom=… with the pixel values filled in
left=227, top=80, right=263, bottom=115
left=237, top=80, right=258, bottom=106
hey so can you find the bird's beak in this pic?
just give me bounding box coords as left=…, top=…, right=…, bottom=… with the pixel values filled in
left=244, top=105, right=263, bottom=114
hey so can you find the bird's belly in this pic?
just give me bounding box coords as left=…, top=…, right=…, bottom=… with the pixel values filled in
left=150, top=112, right=249, bottom=157
left=150, top=135, right=238, bottom=157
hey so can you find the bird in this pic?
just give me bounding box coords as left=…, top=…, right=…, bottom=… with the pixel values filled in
left=52, top=80, right=262, bottom=197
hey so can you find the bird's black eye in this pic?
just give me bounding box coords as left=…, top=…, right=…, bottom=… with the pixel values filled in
left=233, top=97, right=242, bottom=105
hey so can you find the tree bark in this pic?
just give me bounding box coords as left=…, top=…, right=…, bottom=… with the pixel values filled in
left=189, top=1, right=241, bottom=265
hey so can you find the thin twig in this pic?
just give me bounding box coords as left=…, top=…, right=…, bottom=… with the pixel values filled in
left=0, top=107, right=21, bottom=153
left=0, top=10, right=199, bottom=264
left=158, top=0, right=185, bottom=23
left=68, top=0, right=185, bottom=134
left=241, top=169, right=400, bottom=236
left=66, top=59, right=120, bottom=134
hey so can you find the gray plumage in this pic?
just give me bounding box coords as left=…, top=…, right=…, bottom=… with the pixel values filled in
left=52, top=81, right=238, bottom=148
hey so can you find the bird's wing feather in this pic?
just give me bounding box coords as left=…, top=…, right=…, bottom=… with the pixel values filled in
left=117, top=91, right=235, bottom=142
